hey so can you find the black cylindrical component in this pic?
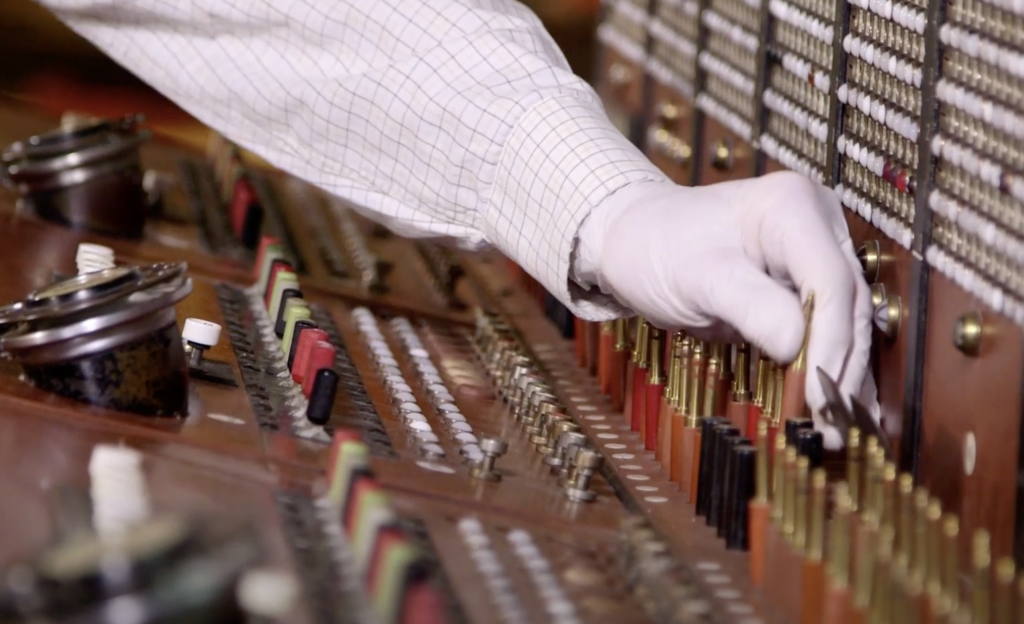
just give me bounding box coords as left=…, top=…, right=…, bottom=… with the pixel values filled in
left=695, top=417, right=729, bottom=516
left=726, top=444, right=757, bottom=551
left=306, top=368, right=339, bottom=426
left=784, top=418, right=814, bottom=447
left=240, top=202, right=265, bottom=250
left=717, top=436, right=750, bottom=538
left=707, top=426, right=740, bottom=529
left=795, top=429, right=824, bottom=469
left=274, top=288, right=303, bottom=337
left=287, top=320, right=317, bottom=369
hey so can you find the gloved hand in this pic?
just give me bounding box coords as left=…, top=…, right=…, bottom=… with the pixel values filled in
left=574, top=171, right=874, bottom=449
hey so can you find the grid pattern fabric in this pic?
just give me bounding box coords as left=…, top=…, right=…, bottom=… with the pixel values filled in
left=39, top=0, right=669, bottom=319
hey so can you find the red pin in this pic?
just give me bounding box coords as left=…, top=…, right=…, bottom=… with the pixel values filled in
left=292, top=328, right=329, bottom=384
left=302, top=340, right=337, bottom=398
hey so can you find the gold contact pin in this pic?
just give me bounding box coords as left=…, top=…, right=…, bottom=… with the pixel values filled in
left=880, top=462, right=897, bottom=529
left=675, top=337, right=693, bottom=413
left=732, top=343, right=750, bottom=400
left=924, top=499, right=943, bottom=602
left=614, top=318, right=628, bottom=352
left=630, top=317, right=645, bottom=363
left=771, top=432, right=787, bottom=522
left=910, top=488, right=929, bottom=590
left=847, top=427, right=862, bottom=513
left=771, top=367, right=785, bottom=425
left=807, top=468, right=826, bottom=561
left=942, top=515, right=960, bottom=614
left=762, top=362, right=777, bottom=421
left=993, top=557, right=1014, bottom=624
left=868, top=524, right=895, bottom=623
left=794, top=456, right=810, bottom=551
left=828, top=483, right=852, bottom=587
left=896, top=474, right=914, bottom=561
left=665, top=334, right=681, bottom=406
left=973, top=529, right=992, bottom=624
left=752, top=357, right=769, bottom=409
left=782, top=447, right=798, bottom=542
left=687, top=341, right=705, bottom=419
left=755, top=420, right=769, bottom=503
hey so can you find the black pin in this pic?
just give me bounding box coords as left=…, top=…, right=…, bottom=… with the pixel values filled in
left=726, top=444, right=757, bottom=551
left=708, top=427, right=741, bottom=529
left=718, top=436, right=750, bottom=538
left=784, top=418, right=814, bottom=447
left=306, top=368, right=339, bottom=426
left=240, top=202, right=264, bottom=250
left=795, top=428, right=824, bottom=469
left=695, top=417, right=729, bottom=516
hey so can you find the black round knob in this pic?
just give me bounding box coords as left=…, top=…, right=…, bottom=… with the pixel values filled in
left=306, top=368, right=339, bottom=426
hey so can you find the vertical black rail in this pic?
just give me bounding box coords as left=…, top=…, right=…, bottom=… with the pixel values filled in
left=899, top=0, right=948, bottom=478
left=824, top=0, right=851, bottom=188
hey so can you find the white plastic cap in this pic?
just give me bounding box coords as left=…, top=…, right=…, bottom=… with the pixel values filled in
left=182, top=318, right=222, bottom=348
left=76, top=243, right=116, bottom=275
left=76, top=243, right=115, bottom=260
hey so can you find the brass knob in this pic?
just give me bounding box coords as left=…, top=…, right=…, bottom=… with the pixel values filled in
left=609, top=62, right=631, bottom=88
left=648, top=126, right=670, bottom=148
left=954, top=311, right=983, bottom=357
left=710, top=139, right=733, bottom=171
left=658, top=101, right=680, bottom=122
left=857, top=240, right=882, bottom=283
left=870, top=283, right=887, bottom=309
left=666, top=137, right=692, bottom=165
left=873, top=294, right=902, bottom=340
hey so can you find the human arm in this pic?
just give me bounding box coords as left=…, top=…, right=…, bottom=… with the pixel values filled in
left=37, top=0, right=873, bottom=437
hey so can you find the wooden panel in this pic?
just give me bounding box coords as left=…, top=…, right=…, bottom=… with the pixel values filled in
left=696, top=116, right=756, bottom=185
left=919, top=272, right=1024, bottom=561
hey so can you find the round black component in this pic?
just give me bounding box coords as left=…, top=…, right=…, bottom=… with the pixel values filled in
left=784, top=418, right=814, bottom=447
left=726, top=444, right=757, bottom=551
left=307, top=369, right=339, bottom=426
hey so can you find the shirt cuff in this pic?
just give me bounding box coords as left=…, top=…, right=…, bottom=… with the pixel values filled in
left=483, top=94, right=669, bottom=321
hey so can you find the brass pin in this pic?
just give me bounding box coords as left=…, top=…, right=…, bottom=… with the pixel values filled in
left=828, top=483, right=852, bottom=587
left=665, top=333, right=682, bottom=407
left=771, top=432, right=787, bottom=523
left=794, top=456, right=810, bottom=551
left=732, top=343, right=751, bottom=401
left=647, top=328, right=665, bottom=386
left=924, top=499, right=943, bottom=603
left=614, top=318, right=628, bottom=352
left=752, top=356, right=769, bottom=410
left=973, top=529, right=992, bottom=624
left=880, top=462, right=897, bottom=529
left=703, top=354, right=720, bottom=417
left=896, top=474, right=914, bottom=562
left=755, top=420, right=769, bottom=503
left=772, top=366, right=785, bottom=425
left=783, top=448, right=799, bottom=543
left=868, top=524, right=895, bottom=623
left=993, top=557, right=1014, bottom=624
left=629, top=317, right=645, bottom=364
left=807, top=468, right=826, bottom=561
left=688, top=341, right=705, bottom=418
left=675, top=337, right=693, bottom=413
left=762, top=361, right=777, bottom=422
left=942, top=515, right=960, bottom=614
left=848, top=427, right=862, bottom=513
left=636, top=321, right=650, bottom=369
left=909, top=488, right=929, bottom=590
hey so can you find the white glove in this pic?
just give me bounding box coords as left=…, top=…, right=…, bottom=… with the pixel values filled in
left=574, top=172, right=874, bottom=449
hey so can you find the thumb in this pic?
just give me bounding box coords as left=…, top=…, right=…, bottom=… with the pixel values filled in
left=702, top=259, right=805, bottom=362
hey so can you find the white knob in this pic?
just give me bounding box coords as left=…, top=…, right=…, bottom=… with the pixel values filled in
left=182, top=318, right=222, bottom=348
left=76, top=243, right=116, bottom=275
